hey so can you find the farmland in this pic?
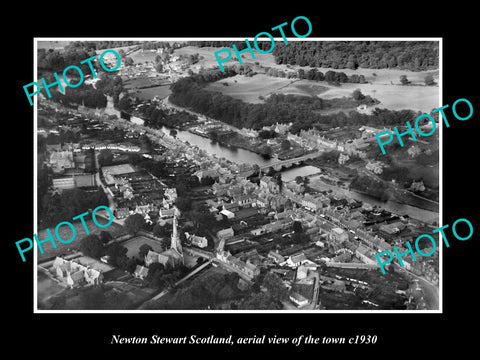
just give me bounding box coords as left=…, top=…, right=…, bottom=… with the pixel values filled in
left=205, top=69, right=439, bottom=112
left=123, top=77, right=172, bottom=100
left=205, top=74, right=293, bottom=103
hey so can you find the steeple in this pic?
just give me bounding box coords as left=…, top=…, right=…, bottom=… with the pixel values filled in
left=170, top=206, right=182, bottom=255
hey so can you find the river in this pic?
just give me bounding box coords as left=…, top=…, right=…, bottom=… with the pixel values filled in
left=308, top=174, right=438, bottom=223
left=104, top=97, right=279, bottom=167
left=102, top=98, right=438, bottom=223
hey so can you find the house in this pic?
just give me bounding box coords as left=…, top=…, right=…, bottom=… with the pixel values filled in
left=217, top=227, right=234, bottom=240
left=296, top=265, right=309, bottom=280
left=134, top=265, right=149, bottom=280
left=250, top=228, right=265, bottom=236
left=263, top=220, right=284, bottom=233
left=330, top=227, right=348, bottom=243
left=220, top=209, right=235, bottom=219
left=185, top=232, right=208, bottom=248
left=235, top=195, right=254, bottom=208
left=115, top=207, right=130, bottom=219
left=52, top=256, right=107, bottom=288
left=159, top=208, right=176, bottom=219
left=267, top=250, right=285, bottom=264
left=286, top=252, right=310, bottom=267
left=163, top=188, right=177, bottom=205
left=259, top=176, right=279, bottom=194
left=301, top=194, right=324, bottom=212
left=289, top=292, right=309, bottom=307
left=216, top=250, right=261, bottom=280
left=49, top=151, right=75, bottom=174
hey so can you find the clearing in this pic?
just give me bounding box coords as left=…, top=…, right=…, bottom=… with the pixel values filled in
left=205, top=74, right=294, bottom=103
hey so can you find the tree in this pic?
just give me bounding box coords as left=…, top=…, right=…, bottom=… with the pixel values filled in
left=424, top=74, right=435, bottom=86
left=281, top=139, right=291, bottom=151
left=80, top=235, right=104, bottom=258
left=125, top=214, right=145, bottom=234
left=352, top=89, right=365, bottom=101
left=139, top=244, right=153, bottom=259
left=152, top=223, right=167, bottom=237
left=155, top=62, right=163, bottom=73
left=97, top=149, right=114, bottom=167
left=293, top=220, right=303, bottom=234
left=105, top=242, right=128, bottom=267
left=400, top=75, right=410, bottom=85
left=238, top=292, right=282, bottom=310
left=295, top=176, right=304, bottom=184
left=262, top=273, right=289, bottom=301
left=99, top=230, right=112, bottom=244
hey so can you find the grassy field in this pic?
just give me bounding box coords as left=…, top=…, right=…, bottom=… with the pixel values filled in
left=37, top=41, right=71, bottom=50
left=135, top=86, right=171, bottom=100
left=205, top=69, right=438, bottom=112
left=319, top=82, right=439, bottom=113
left=123, top=77, right=172, bottom=100
left=36, top=219, right=127, bottom=263
left=128, top=49, right=158, bottom=63
left=206, top=74, right=293, bottom=103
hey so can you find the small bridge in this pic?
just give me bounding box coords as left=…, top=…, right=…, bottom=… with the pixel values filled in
left=260, top=151, right=323, bottom=171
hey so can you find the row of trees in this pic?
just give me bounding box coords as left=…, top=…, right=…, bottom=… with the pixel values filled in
left=271, top=41, right=439, bottom=71
left=50, top=83, right=107, bottom=109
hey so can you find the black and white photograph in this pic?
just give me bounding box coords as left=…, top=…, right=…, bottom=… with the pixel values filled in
left=33, top=38, right=441, bottom=312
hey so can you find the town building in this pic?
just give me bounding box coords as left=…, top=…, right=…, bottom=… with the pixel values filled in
left=144, top=207, right=184, bottom=268
left=185, top=232, right=208, bottom=248
left=329, top=227, right=348, bottom=243
left=289, top=292, right=310, bottom=307
left=216, top=227, right=234, bottom=240
left=267, top=250, right=285, bottom=264
left=52, top=256, right=111, bottom=288
left=134, top=265, right=149, bottom=280
left=216, top=250, right=260, bottom=280
left=49, top=151, right=75, bottom=174
left=355, top=245, right=378, bottom=265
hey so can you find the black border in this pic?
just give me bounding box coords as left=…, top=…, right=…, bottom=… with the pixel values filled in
left=7, top=4, right=478, bottom=355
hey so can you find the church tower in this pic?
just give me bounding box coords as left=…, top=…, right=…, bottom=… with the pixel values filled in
left=170, top=206, right=183, bottom=257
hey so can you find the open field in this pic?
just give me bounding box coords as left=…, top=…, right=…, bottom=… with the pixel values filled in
left=38, top=41, right=71, bottom=50
left=128, top=49, right=158, bottom=63
left=123, top=77, right=172, bottom=100
left=206, top=74, right=293, bottom=103
left=36, top=219, right=127, bottom=262
left=318, top=82, right=439, bottom=113
left=121, top=235, right=165, bottom=260
left=134, top=86, right=171, bottom=100
left=206, top=71, right=439, bottom=112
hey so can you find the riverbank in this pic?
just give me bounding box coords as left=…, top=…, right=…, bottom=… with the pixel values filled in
left=188, top=127, right=276, bottom=158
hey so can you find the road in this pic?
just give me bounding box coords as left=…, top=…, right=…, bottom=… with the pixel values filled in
left=394, top=264, right=439, bottom=310
left=137, top=259, right=213, bottom=307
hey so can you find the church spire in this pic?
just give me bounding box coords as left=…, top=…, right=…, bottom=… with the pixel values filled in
left=170, top=206, right=182, bottom=255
